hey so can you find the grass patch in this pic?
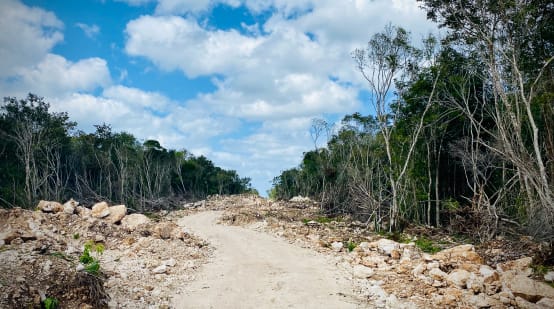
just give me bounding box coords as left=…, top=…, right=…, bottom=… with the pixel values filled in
left=415, top=236, right=441, bottom=254
left=531, top=264, right=551, bottom=276
left=73, top=233, right=80, bottom=240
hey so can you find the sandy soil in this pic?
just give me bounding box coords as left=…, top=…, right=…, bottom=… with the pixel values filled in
left=173, top=211, right=361, bottom=309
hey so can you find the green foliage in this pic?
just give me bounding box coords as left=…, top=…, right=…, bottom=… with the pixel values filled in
left=415, top=237, right=440, bottom=254
left=80, top=241, right=104, bottom=275
left=347, top=241, right=357, bottom=252
left=73, top=233, right=80, bottom=240
left=531, top=264, right=551, bottom=276
left=43, top=297, right=59, bottom=309
left=0, top=94, right=253, bottom=210
left=84, top=260, right=100, bottom=276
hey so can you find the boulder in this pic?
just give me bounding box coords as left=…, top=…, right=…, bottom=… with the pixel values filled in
left=504, top=274, right=554, bottom=302
left=121, top=214, right=151, bottom=231
left=447, top=269, right=471, bottom=288
left=37, top=200, right=64, bottom=213
left=63, top=198, right=79, bottom=214
left=91, top=202, right=109, bottom=218
left=498, top=256, right=533, bottom=274
left=431, top=244, right=483, bottom=266
left=106, top=205, right=126, bottom=224
left=373, top=238, right=400, bottom=256
left=352, top=265, right=374, bottom=279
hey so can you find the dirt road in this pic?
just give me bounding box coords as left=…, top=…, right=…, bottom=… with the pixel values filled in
left=174, top=211, right=360, bottom=309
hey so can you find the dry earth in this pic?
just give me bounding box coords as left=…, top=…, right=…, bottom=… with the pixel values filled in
left=173, top=211, right=360, bottom=308
left=1, top=194, right=554, bottom=308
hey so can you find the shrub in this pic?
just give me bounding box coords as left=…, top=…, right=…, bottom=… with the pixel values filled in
left=80, top=240, right=104, bottom=275
left=43, top=297, right=59, bottom=309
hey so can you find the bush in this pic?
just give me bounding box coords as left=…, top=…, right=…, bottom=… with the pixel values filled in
left=43, top=297, right=59, bottom=309
left=80, top=241, right=104, bottom=275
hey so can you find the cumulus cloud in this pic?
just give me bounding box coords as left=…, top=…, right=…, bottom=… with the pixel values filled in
left=0, top=0, right=63, bottom=78
left=122, top=0, right=437, bottom=193
left=125, top=15, right=262, bottom=77
left=1, top=54, right=111, bottom=98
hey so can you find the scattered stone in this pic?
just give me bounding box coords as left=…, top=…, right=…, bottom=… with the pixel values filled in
left=289, top=196, right=312, bottom=203
left=121, top=214, right=151, bottom=231
left=373, top=238, right=400, bottom=256
left=432, top=244, right=483, bottom=266
left=106, top=205, right=126, bottom=224
left=91, top=202, right=109, bottom=218
left=63, top=198, right=79, bottom=214
left=331, top=241, right=343, bottom=252
left=446, top=269, right=471, bottom=288
left=352, top=265, right=374, bottom=279
left=37, top=200, right=64, bottom=213
left=164, top=258, right=176, bottom=267
left=429, top=268, right=448, bottom=281
left=76, top=264, right=85, bottom=272
left=152, top=265, right=168, bottom=274
left=544, top=271, right=554, bottom=282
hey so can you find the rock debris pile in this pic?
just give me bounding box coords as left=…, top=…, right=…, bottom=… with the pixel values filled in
left=219, top=197, right=554, bottom=309
left=2, top=194, right=553, bottom=308
left=0, top=200, right=209, bottom=308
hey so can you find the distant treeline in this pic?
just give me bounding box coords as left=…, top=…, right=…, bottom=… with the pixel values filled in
left=0, top=94, right=254, bottom=211
left=271, top=1, right=554, bottom=242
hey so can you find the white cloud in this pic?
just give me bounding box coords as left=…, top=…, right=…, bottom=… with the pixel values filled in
left=0, top=0, right=63, bottom=78
left=76, top=23, right=100, bottom=39
left=155, top=0, right=242, bottom=15
left=122, top=1, right=438, bottom=193
left=125, top=15, right=262, bottom=77
left=2, top=54, right=111, bottom=98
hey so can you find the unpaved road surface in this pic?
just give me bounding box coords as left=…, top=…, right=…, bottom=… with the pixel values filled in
left=174, top=211, right=360, bottom=309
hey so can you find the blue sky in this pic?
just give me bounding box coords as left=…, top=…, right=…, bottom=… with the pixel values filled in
left=1, top=0, right=436, bottom=195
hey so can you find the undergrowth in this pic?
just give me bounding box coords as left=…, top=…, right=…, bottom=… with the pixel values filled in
left=415, top=236, right=441, bottom=254
left=80, top=240, right=104, bottom=275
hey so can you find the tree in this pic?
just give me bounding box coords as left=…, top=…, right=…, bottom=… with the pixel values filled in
left=419, top=0, right=554, bottom=239
left=353, top=25, right=441, bottom=231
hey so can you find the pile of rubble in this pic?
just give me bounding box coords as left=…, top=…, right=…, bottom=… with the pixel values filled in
left=0, top=199, right=210, bottom=308
left=221, top=200, right=554, bottom=309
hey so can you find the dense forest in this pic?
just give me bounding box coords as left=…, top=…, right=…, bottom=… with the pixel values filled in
left=271, top=0, right=554, bottom=241
left=0, top=94, right=254, bottom=211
